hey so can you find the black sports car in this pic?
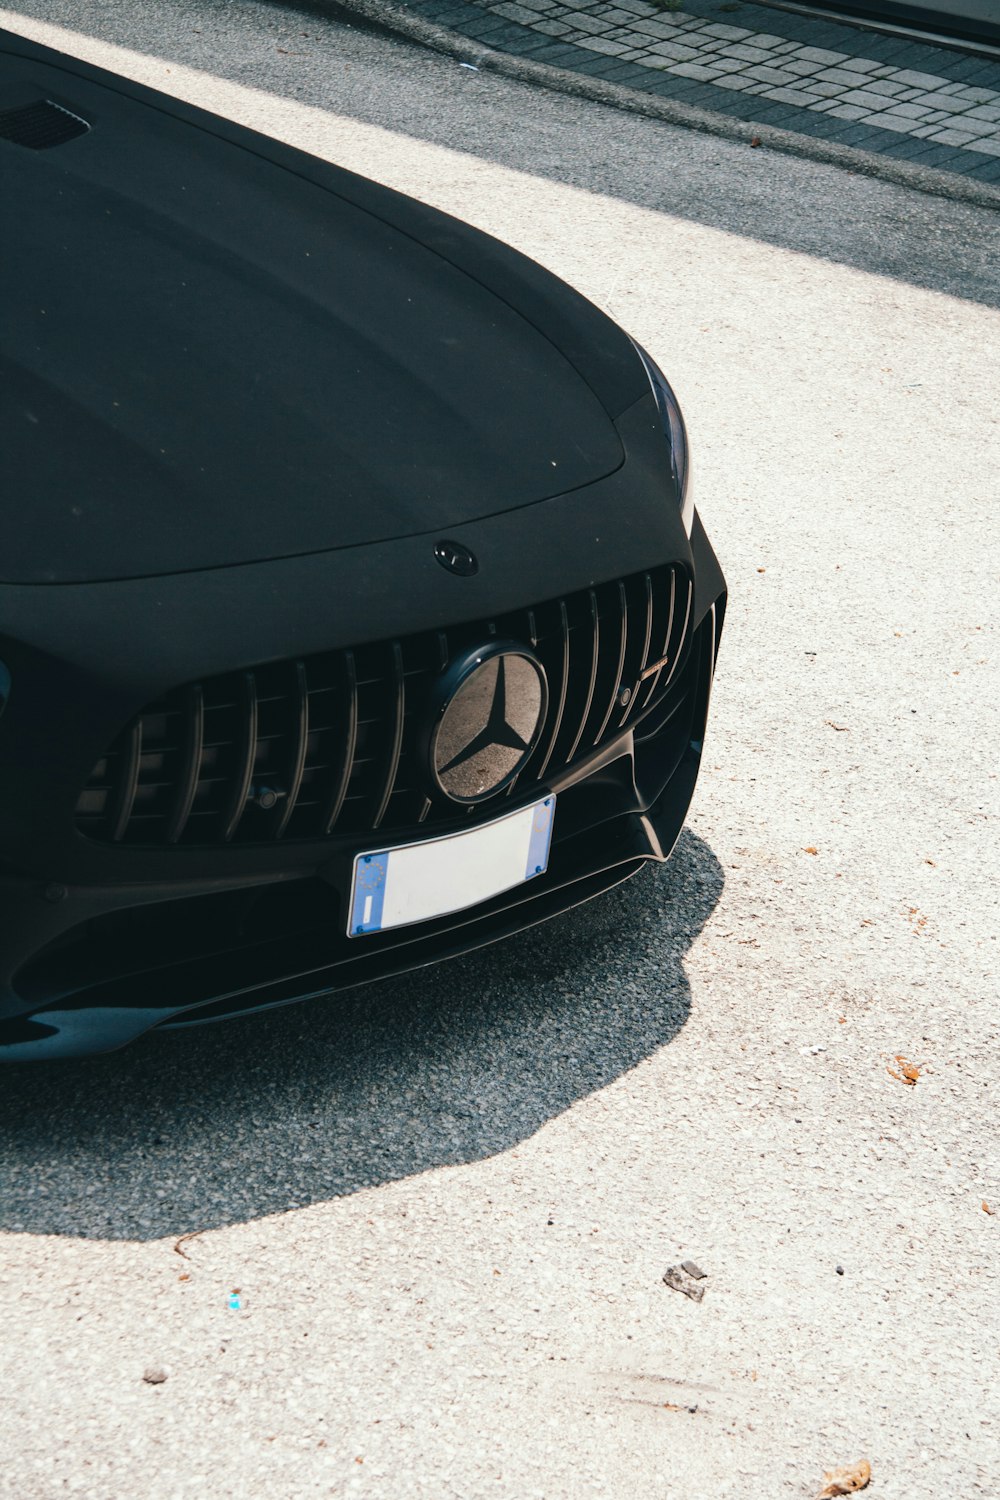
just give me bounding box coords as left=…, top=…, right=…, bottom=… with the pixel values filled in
left=0, top=31, right=726, bottom=1060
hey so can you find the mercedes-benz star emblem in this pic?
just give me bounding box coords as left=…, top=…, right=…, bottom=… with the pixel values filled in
left=427, top=643, right=548, bottom=804
left=434, top=539, right=478, bottom=577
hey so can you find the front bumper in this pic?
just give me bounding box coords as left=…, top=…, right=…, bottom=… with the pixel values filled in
left=0, top=598, right=722, bottom=1061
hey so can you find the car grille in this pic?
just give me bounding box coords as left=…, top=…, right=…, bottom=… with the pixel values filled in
left=75, top=564, right=692, bottom=847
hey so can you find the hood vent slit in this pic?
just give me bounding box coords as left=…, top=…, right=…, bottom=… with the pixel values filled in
left=0, top=99, right=90, bottom=149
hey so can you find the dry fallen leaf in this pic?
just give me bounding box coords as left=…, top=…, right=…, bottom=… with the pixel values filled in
left=983, top=1201, right=995, bottom=1216
left=887, top=1055, right=920, bottom=1085
left=803, top=846, right=818, bottom=855
left=893, top=1056, right=923, bottom=1092
left=663, top=1265, right=705, bottom=1302
left=818, top=1458, right=871, bottom=1496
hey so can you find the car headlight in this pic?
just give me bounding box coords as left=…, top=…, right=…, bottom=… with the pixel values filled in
left=632, top=340, right=694, bottom=538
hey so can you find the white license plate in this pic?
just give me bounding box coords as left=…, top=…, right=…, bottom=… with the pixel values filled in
left=348, top=795, right=556, bottom=937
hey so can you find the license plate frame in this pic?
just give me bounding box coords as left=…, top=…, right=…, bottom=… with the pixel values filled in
left=347, top=795, right=556, bottom=938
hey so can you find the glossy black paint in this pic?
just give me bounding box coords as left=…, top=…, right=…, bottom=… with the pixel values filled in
left=0, top=31, right=727, bottom=1059
left=1, top=35, right=644, bottom=584
left=434, top=541, right=479, bottom=578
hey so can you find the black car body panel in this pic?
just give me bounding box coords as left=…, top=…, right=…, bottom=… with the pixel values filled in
left=0, top=31, right=726, bottom=1060
left=2, top=35, right=644, bottom=583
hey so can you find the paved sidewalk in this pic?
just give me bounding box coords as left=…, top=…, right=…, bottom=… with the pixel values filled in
left=393, top=0, right=1000, bottom=184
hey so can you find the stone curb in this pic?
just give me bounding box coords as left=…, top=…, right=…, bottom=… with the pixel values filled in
left=323, top=0, right=1000, bottom=211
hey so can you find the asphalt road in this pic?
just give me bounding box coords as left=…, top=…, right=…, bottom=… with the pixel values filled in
left=1, top=3, right=998, bottom=1497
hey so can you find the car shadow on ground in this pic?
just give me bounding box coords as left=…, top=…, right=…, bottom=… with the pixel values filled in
left=0, top=828, right=722, bottom=1241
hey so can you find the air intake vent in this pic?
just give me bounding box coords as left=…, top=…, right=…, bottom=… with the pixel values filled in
left=0, top=99, right=90, bottom=149
left=76, top=564, right=693, bottom=848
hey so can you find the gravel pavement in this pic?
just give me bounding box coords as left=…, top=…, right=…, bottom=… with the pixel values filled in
left=0, top=3, right=998, bottom=1497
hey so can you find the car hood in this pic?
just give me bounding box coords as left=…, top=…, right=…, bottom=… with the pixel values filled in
left=0, top=34, right=647, bottom=585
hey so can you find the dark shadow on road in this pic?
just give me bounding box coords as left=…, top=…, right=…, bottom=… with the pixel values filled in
left=0, top=829, right=722, bottom=1240
left=2, top=0, right=997, bottom=308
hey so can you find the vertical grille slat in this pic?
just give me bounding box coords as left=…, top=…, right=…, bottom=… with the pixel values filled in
left=323, top=651, right=358, bottom=834
left=639, top=573, right=654, bottom=675
left=592, top=582, right=628, bottom=746
left=417, top=632, right=448, bottom=823
left=274, top=662, right=309, bottom=839
left=165, top=685, right=204, bottom=844
left=617, top=567, right=656, bottom=732
left=222, top=673, right=258, bottom=842
left=109, top=720, right=143, bottom=842
left=535, top=600, right=570, bottom=782
left=637, top=568, right=676, bottom=712
left=372, top=643, right=405, bottom=831
left=77, top=563, right=694, bottom=847
left=662, top=575, right=693, bottom=692
left=563, top=591, right=600, bottom=765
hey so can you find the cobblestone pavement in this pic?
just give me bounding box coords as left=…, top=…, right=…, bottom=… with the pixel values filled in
left=404, top=0, right=1000, bottom=182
